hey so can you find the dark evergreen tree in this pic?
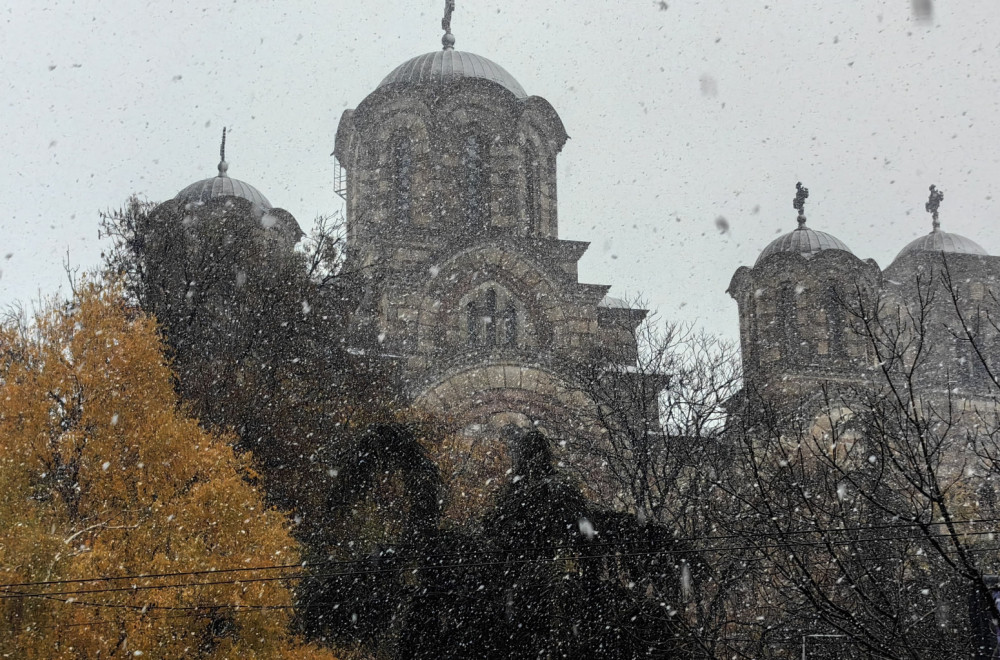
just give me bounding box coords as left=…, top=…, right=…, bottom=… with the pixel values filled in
left=298, top=427, right=701, bottom=659
left=483, top=431, right=698, bottom=659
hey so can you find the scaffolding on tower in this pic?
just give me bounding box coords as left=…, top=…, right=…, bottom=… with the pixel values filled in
left=333, top=157, right=347, bottom=201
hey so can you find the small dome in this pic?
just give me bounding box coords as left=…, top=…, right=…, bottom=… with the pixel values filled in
left=893, top=229, right=987, bottom=262
left=756, top=226, right=853, bottom=266
left=176, top=129, right=273, bottom=211
left=176, top=164, right=272, bottom=212
left=378, top=49, right=527, bottom=99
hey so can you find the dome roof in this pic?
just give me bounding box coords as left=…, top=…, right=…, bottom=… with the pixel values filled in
left=176, top=161, right=272, bottom=211
left=176, top=129, right=273, bottom=211
left=378, top=49, right=527, bottom=99
left=756, top=225, right=853, bottom=266
left=893, top=229, right=987, bottom=262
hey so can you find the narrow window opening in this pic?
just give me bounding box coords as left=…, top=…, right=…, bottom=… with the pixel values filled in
left=503, top=302, right=518, bottom=347
left=960, top=310, right=989, bottom=388
left=778, top=284, right=799, bottom=360
left=483, top=288, right=497, bottom=347
left=826, top=285, right=845, bottom=358
left=525, top=149, right=541, bottom=235
left=462, top=135, right=486, bottom=228
left=393, top=136, right=413, bottom=223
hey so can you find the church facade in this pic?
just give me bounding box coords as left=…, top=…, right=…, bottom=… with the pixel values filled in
left=330, top=32, right=646, bottom=436
left=159, top=15, right=647, bottom=445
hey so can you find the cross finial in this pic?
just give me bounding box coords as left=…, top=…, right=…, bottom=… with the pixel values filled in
left=442, top=0, right=456, bottom=50
left=925, top=184, right=943, bottom=232
left=217, top=127, right=229, bottom=177
left=793, top=181, right=809, bottom=227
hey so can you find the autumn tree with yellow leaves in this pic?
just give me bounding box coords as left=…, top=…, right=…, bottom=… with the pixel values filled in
left=0, top=282, right=338, bottom=659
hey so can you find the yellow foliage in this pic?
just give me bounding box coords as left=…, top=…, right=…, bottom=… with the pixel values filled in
left=0, top=282, right=337, bottom=659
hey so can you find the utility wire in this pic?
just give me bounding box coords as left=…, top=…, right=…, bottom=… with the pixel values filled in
left=3, top=515, right=998, bottom=591
left=4, top=529, right=999, bottom=601
left=25, top=542, right=1000, bottom=637
left=20, top=543, right=1000, bottom=638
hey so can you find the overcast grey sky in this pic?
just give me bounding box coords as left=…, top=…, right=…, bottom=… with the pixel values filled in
left=2, top=1, right=998, bottom=341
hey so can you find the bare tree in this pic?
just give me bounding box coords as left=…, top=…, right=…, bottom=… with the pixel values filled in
left=565, top=305, right=748, bottom=657
left=563, top=264, right=1000, bottom=658
left=568, top=305, right=740, bottom=521
left=710, top=256, right=1000, bottom=658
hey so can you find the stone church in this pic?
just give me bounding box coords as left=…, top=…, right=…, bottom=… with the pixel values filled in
left=331, top=22, right=647, bottom=437
left=163, top=8, right=1000, bottom=441
left=728, top=183, right=1000, bottom=425
left=167, top=14, right=645, bottom=438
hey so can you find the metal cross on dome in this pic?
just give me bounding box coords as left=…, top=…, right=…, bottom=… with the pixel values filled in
left=793, top=181, right=809, bottom=227
left=442, top=0, right=456, bottom=50
left=218, top=127, right=229, bottom=177
left=926, top=184, right=944, bottom=232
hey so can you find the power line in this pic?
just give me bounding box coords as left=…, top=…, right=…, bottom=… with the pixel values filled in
left=19, top=542, right=1000, bottom=638
left=4, top=529, right=998, bottom=601
left=4, top=515, right=998, bottom=592
left=27, top=543, right=1000, bottom=637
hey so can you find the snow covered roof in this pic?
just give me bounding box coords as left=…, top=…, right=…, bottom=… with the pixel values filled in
left=598, top=295, right=630, bottom=309
left=176, top=170, right=272, bottom=212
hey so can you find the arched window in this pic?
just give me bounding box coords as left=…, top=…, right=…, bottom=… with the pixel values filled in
left=483, top=288, right=497, bottom=347
left=392, top=135, right=413, bottom=223
left=524, top=147, right=541, bottom=235
left=777, top=283, right=799, bottom=359
left=503, top=302, right=518, bottom=347
left=464, top=287, right=520, bottom=349
left=958, top=310, right=990, bottom=389
left=462, top=135, right=487, bottom=228
left=825, top=285, right=845, bottom=358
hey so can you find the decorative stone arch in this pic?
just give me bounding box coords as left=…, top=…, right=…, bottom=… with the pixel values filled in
left=435, top=87, right=522, bottom=137
left=435, top=94, right=524, bottom=228
left=414, top=361, right=601, bottom=521
left=515, top=99, right=565, bottom=238
left=414, top=363, right=595, bottom=439
left=519, top=96, right=569, bottom=147
left=335, top=99, right=437, bottom=234
left=365, top=105, right=432, bottom=151
left=369, top=109, right=433, bottom=163
left=414, top=245, right=565, bottom=353
left=333, top=110, right=366, bottom=244
left=437, top=98, right=514, bottom=151
left=435, top=119, right=495, bottom=230
left=349, top=99, right=432, bottom=171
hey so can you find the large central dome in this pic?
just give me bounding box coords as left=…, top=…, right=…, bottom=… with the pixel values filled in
left=378, top=49, right=527, bottom=99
